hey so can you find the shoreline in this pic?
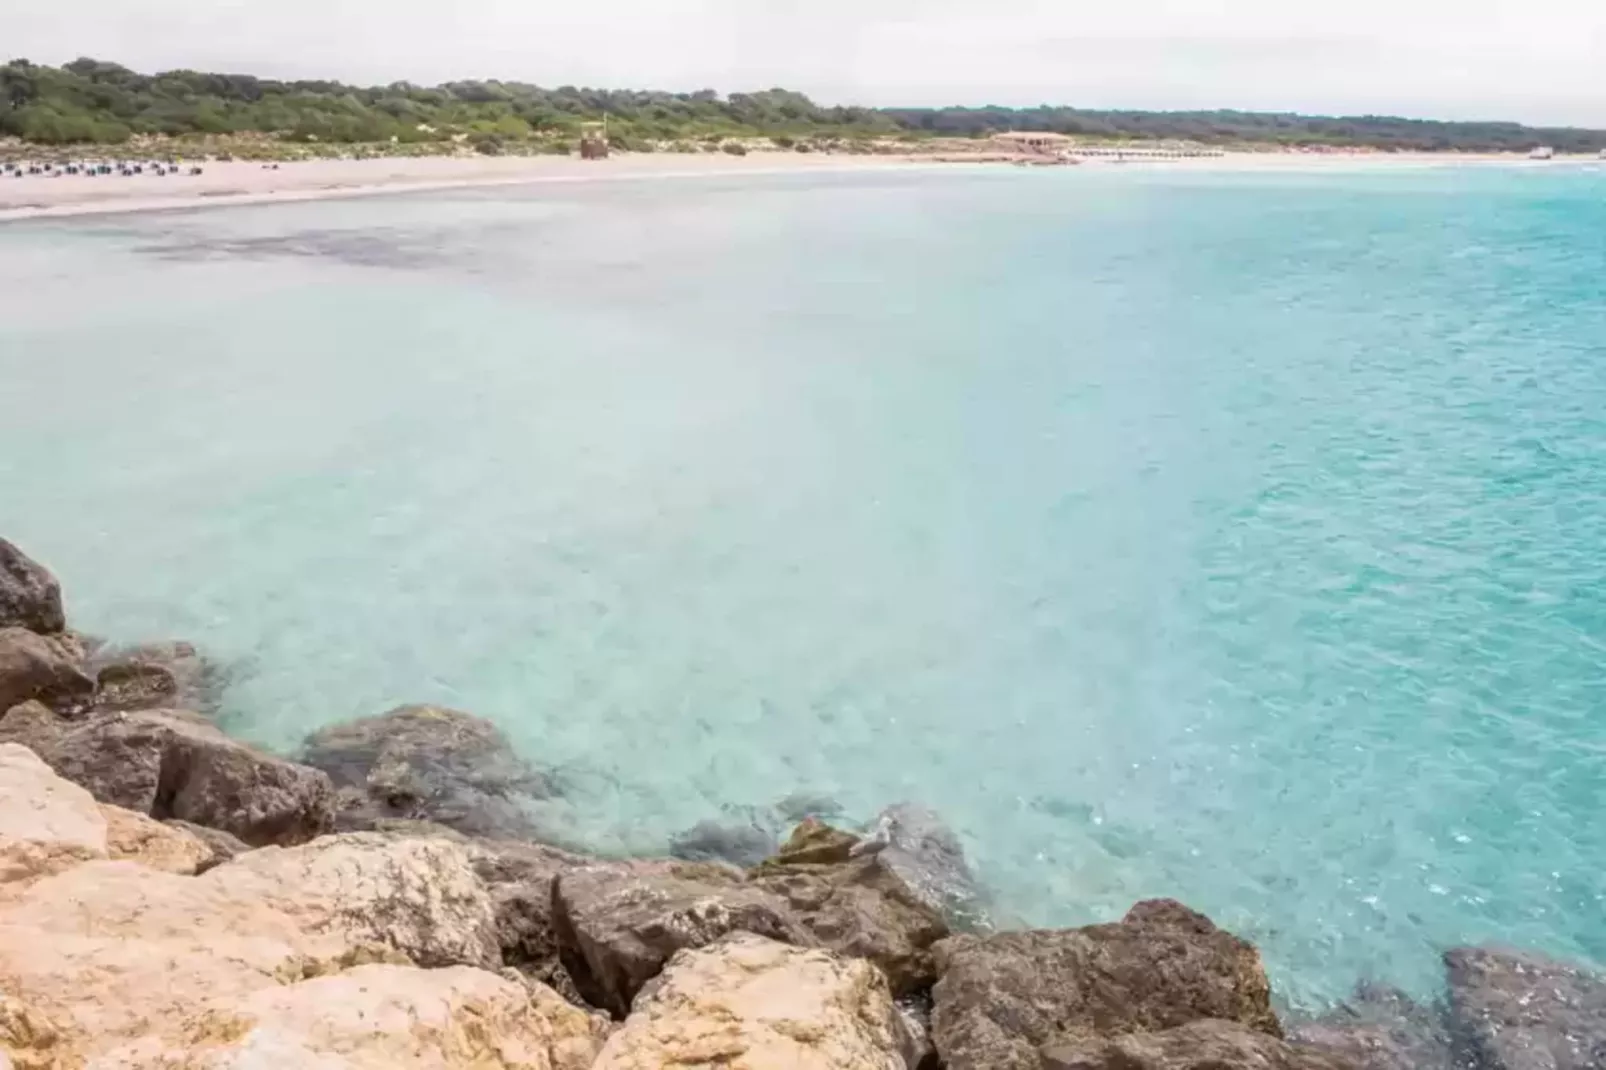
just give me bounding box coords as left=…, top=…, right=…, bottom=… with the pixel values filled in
left=2, top=148, right=1599, bottom=224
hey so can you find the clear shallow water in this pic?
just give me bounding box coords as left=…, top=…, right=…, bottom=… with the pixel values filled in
left=3, top=163, right=1605, bottom=1007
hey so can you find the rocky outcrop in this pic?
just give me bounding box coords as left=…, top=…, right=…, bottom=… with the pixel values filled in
left=93, top=963, right=609, bottom=1070
left=1289, top=982, right=1457, bottom=1070
left=1445, top=946, right=1606, bottom=1070
left=931, top=899, right=1281, bottom=1070
left=592, top=933, right=909, bottom=1070
left=856, top=803, right=991, bottom=932
left=25, top=708, right=334, bottom=846
left=162, top=819, right=251, bottom=873
left=0, top=803, right=508, bottom=1064
left=553, top=860, right=812, bottom=1017
left=0, top=627, right=93, bottom=715
left=89, top=639, right=224, bottom=714
left=0, top=539, right=64, bottom=635
left=751, top=826, right=949, bottom=997
left=301, top=704, right=553, bottom=838
left=1041, top=1019, right=1357, bottom=1070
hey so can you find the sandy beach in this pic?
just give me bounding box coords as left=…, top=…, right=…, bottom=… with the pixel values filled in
left=0, top=152, right=937, bottom=222
left=0, top=149, right=1596, bottom=223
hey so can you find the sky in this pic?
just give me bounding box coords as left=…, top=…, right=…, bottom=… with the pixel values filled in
left=7, top=0, right=1606, bottom=126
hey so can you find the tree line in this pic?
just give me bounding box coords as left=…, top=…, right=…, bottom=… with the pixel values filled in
left=3, top=57, right=1602, bottom=153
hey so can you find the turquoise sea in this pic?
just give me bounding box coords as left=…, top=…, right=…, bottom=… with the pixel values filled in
left=2, top=162, right=1604, bottom=1007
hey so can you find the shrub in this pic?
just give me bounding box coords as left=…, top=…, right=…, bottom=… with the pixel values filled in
left=721, top=141, right=747, bottom=156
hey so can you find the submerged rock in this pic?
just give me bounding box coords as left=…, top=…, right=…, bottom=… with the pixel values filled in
left=856, top=802, right=992, bottom=932
left=553, top=860, right=811, bottom=1017
left=592, top=933, right=909, bottom=1070
left=931, top=899, right=1281, bottom=1070
left=301, top=703, right=553, bottom=838
left=0, top=538, right=65, bottom=635
left=1041, top=1019, right=1357, bottom=1070
left=29, top=708, right=335, bottom=846
left=0, top=627, right=94, bottom=715
left=1445, top=946, right=1606, bottom=1070
left=88, top=640, right=228, bottom=714
left=1289, top=981, right=1457, bottom=1070
left=670, top=817, right=780, bottom=867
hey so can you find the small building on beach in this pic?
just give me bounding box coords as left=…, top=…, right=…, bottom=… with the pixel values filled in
left=993, top=131, right=1074, bottom=153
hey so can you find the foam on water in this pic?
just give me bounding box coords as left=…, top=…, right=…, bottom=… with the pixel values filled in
left=3, top=164, right=1604, bottom=1007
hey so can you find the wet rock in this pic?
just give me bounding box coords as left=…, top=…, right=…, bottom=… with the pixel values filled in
left=931, top=899, right=1281, bottom=1070
left=95, top=963, right=608, bottom=1070
left=552, top=860, right=812, bottom=1017
left=161, top=819, right=251, bottom=873
left=897, top=995, right=940, bottom=1070
left=1041, top=1019, right=1357, bottom=1070
left=89, top=639, right=225, bottom=714
left=0, top=627, right=93, bottom=716
left=1289, top=981, right=1458, bottom=1070
left=1445, top=946, right=1606, bottom=1070
left=32, top=709, right=335, bottom=846
left=670, top=817, right=779, bottom=867
left=0, top=538, right=65, bottom=635
left=301, top=703, right=553, bottom=838
left=593, top=933, right=909, bottom=1070
left=751, top=824, right=949, bottom=997
left=857, top=802, right=992, bottom=932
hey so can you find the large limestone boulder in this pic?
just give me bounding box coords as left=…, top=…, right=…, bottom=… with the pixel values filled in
left=89, top=964, right=608, bottom=1070
left=553, top=861, right=811, bottom=1017
left=0, top=830, right=501, bottom=1060
left=0, top=539, right=64, bottom=635
left=1041, top=1020, right=1356, bottom=1070
left=751, top=828, right=949, bottom=997
left=32, top=709, right=335, bottom=846
left=1445, top=946, right=1606, bottom=1070
left=1288, top=982, right=1455, bottom=1070
left=0, top=627, right=94, bottom=715
left=301, top=704, right=553, bottom=838
left=0, top=742, right=106, bottom=883
left=593, top=933, right=909, bottom=1070
left=931, top=899, right=1281, bottom=1070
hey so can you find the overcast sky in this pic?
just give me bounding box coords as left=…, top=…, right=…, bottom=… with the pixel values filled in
left=8, top=0, right=1606, bottom=126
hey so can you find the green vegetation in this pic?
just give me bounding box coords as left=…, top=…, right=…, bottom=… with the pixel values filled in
left=3, top=57, right=1603, bottom=154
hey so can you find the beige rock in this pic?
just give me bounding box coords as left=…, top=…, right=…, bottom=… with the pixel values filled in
left=0, top=742, right=107, bottom=885
left=100, top=805, right=213, bottom=875
left=593, top=933, right=907, bottom=1070
left=87, top=964, right=607, bottom=1070
left=0, top=832, right=499, bottom=1061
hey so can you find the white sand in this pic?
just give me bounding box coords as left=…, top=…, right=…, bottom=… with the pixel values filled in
left=0, top=150, right=1594, bottom=223
left=0, top=153, right=938, bottom=222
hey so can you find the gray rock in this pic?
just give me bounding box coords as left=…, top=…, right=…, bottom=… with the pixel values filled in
left=35, top=709, right=335, bottom=846
left=750, top=823, right=949, bottom=997
left=0, top=627, right=94, bottom=715
left=552, top=860, right=812, bottom=1017
left=0, top=538, right=65, bottom=634
left=300, top=704, right=552, bottom=838
left=931, top=899, right=1282, bottom=1070
left=90, top=640, right=224, bottom=714
left=1289, top=982, right=1459, bottom=1070
left=1042, top=1019, right=1357, bottom=1070
left=669, top=818, right=779, bottom=867
left=1445, top=946, right=1606, bottom=1070
left=896, top=995, right=940, bottom=1070
left=856, top=802, right=992, bottom=932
